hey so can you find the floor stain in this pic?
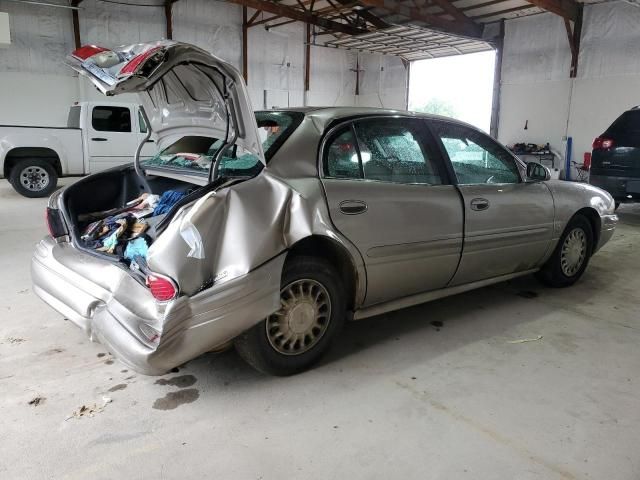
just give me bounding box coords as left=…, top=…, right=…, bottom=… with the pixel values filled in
left=28, top=396, right=45, bottom=406
left=42, top=347, right=64, bottom=355
left=430, top=320, right=443, bottom=331
left=517, top=290, right=539, bottom=299
left=108, top=384, right=127, bottom=392
left=152, top=388, right=200, bottom=410
left=97, top=353, right=106, bottom=358
left=105, top=360, right=114, bottom=365
left=155, top=375, right=197, bottom=388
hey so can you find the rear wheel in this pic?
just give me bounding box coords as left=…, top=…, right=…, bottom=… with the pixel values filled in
left=235, top=256, right=346, bottom=376
left=536, top=214, right=594, bottom=288
left=9, top=158, right=58, bottom=198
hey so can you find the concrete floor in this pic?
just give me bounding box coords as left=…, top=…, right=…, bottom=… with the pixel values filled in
left=1, top=178, right=640, bottom=480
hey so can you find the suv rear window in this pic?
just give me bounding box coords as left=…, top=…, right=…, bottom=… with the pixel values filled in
left=602, top=109, right=640, bottom=148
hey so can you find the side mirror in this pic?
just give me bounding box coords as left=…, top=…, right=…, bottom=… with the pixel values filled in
left=526, top=162, right=551, bottom=182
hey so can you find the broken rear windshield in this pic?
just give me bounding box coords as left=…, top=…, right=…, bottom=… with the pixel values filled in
left=142, top=110, right=302, bottom=177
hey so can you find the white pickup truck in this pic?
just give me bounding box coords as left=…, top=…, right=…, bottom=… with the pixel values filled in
left=0, top=102, right=156, bottom=197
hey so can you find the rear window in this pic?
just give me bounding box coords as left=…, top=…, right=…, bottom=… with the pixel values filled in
left=607, top=110, right=640, bottom=134
left=141, top=111, right=303, bottom=179
left=92, top=106, right=132, bottom=132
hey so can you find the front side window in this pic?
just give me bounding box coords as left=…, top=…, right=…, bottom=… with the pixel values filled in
left=432, top=122, right=520, bottom=185
left=324, top=118, right=442, bottom=185
left=92, top=106, right=132, bottom=133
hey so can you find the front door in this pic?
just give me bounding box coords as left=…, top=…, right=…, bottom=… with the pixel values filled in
left=320, top=117, right=464, bottom=307
left=429, top=120, right=555, bottom=286
left=87, top=104, right=139, bottom=173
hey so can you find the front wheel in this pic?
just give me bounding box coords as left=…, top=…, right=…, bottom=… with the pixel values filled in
left=235, top=256, right=346, bottom=376
left=9, top=158, right=58, bottom=198
left=536, top=214, right=594, bottom=288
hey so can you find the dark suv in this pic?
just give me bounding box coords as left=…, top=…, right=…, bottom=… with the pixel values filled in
left=590, top=107, right=640, bottom=208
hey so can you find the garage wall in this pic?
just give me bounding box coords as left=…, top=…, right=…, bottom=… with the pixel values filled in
left=0, top=0, right=407, bottom=127
left=498, top=2, right=640, bottom=169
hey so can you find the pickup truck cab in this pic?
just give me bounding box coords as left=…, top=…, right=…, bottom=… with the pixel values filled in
left=0, top=101, right=156, bottom=197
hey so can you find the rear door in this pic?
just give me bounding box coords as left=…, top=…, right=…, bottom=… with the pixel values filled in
left=87, top=104, right=139, bottom=173
left=429, top=120, right=555, bottom=286
left=321, top=116, right=464, bottom=307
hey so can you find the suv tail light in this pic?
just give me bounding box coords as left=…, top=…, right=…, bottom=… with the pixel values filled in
left=146, top=273, right=178, bottom=302
left=45, top=208, right=67, bottom=238
left=593, top=137, right=615, bottom=150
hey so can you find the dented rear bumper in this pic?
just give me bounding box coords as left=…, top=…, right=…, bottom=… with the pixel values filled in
left=31, top=236, right=285, bottom=374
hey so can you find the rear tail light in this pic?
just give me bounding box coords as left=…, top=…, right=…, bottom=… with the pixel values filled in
left=71, top=45, right=109, bottom=61
left=593, top=137, right=615, bottom=150
left=45, top=208, right=67, bottom=238
left=119, top=46, right=162, bottom=76
left=146, top=273, right=178, bottom=302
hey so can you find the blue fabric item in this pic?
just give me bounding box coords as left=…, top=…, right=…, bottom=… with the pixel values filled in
left=153, top=190, right=187, bottom=216
left=124, top=237, right=149, bottom=261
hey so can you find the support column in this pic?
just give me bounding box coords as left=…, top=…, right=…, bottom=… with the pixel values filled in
left=165, top=1, right=174, bottom=40
left=242, top=6, right=248, bottom=83
left=489, top=20, right=505, bottom=140
left=304, top=23, right=311, bottom=96
left=71, top=0, right=82, bottom=50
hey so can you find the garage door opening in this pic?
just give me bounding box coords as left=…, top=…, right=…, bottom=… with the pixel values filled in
left=408, top=50, right=496, bottom=133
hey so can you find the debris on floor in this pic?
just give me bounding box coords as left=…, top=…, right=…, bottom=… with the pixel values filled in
left=66, top=396, right=112, bottom=420
left=28, top=396, right=45, bottom=406
left=5, top=336, right=25, bottom=345
left=507, top=335, right=543, bottom=344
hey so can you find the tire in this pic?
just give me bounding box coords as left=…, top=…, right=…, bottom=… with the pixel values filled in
left=535, top=214, right=594, bottom=288
left=9, top=158, right=58, bottom=198
left=615, top=202, right=620, bottom=211
left=235, top=256, right=346, bottom=376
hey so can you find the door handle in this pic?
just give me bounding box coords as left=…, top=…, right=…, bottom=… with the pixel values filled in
left=91, top=137, right=108, bottom=142
left=339, top=200, right=368, bottom=215
left=146, top=139, right=154, bottom=143
left=470, top=198, right=490, bottom=211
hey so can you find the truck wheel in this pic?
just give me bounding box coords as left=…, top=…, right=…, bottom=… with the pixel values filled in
left=535, top=214, right=594, bottom=288
left=235, top=256, right=346, bottom=376
left=9, top=158, right=58, bottom=198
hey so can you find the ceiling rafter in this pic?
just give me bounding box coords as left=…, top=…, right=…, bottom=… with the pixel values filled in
left=356, top=0, right=483, bottom=37
left=226, top=0, right=369, bottom=35
left=522, top=0, right=577, bottom=20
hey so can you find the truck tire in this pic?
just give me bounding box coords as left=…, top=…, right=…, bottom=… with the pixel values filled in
left=9, top=158, right=58, bottom=198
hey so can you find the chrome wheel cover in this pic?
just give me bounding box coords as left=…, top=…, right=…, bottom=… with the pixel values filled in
left=560, top=228, right=587, bottom=277
left=20, top=166, right=50, bottom=192
left=266, top=279, right=331, bottom=356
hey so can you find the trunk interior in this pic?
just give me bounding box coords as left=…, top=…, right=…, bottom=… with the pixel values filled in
left=61, top=166, right=205, bottom=268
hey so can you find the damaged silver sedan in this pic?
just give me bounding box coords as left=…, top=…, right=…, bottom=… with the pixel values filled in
left=32, top=41, right=618, bottom=375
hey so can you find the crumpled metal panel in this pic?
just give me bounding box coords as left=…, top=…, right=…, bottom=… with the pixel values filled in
left=146, top=171, right=365, bottom=301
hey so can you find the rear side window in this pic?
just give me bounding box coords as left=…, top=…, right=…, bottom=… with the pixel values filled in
left=324, top=118, right=442, bottom=185
left=92, top=106, right=132, bottom=132
left=326, top=127, right=361, bottom=179
left=67, top=106, right=81, bottom=129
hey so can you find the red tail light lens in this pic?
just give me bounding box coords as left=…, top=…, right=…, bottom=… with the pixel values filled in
left=45, top=207, right=67, bottom=238
left=146, top=274, right=177, bottom=302
left=119, top=46, right=162, bottom=76
left=72, top=45, right=109, bottom=61
left=593, top=137, right=615, bottom=150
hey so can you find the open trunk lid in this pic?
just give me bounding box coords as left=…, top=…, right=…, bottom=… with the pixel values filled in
left=67, top=41, right=264, bottom=163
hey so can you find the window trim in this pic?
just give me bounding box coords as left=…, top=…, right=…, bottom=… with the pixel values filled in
left=427, top=119, right=524, bottom=185
left=319, top=114, right=452, bottom=186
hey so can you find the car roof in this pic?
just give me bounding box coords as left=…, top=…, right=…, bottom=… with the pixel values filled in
left=256, top=106, right=474, bottom=133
